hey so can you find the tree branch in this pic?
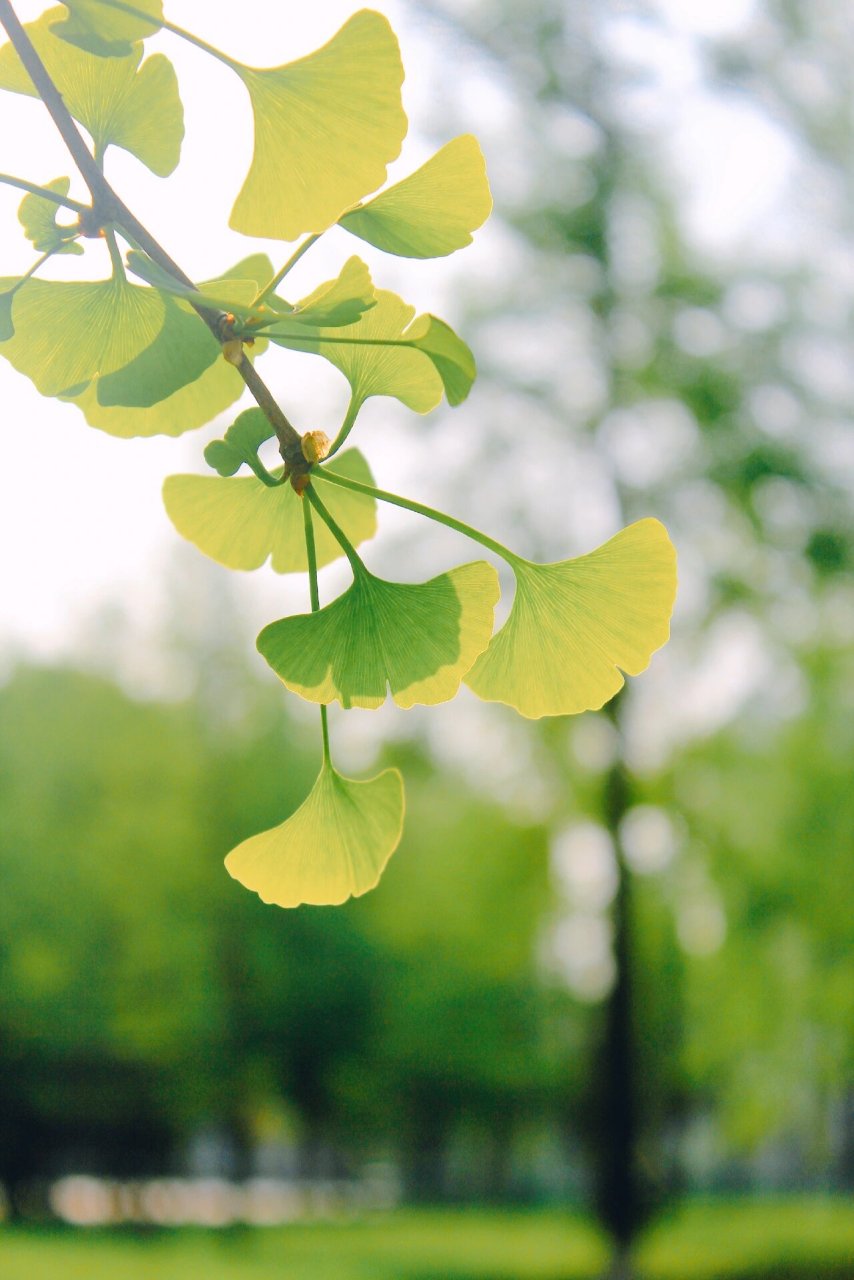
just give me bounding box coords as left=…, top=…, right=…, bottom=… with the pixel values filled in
left=0, top=0, right=303, bottom=461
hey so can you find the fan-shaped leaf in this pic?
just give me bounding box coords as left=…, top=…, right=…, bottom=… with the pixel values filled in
left=96, top=296, right=219, bottom=408
left=466, top=519, right=677, bottom=718
left=229, top=10, right=407, bottom=240
left=51, top=0, right=161, bottom=58
left=257, top=559, right=500, bottom=709
left=277, top=256, right=376, bottom=329
left=163, top=448, right=377, bottom=574
left=126, top=251, right=262, bottom=318
left=225, top=762, right=404, bottom=908
left=204, top=408, right=274, bottom=478
left=0, top=10, right=181, bottom=175
left=0, top=274, right=165, bottom=397
left=340, top=134, right=492, bottom=258
left=18, top=179, right=82, bottom=255
left=406, top=314, right=476, bottom=405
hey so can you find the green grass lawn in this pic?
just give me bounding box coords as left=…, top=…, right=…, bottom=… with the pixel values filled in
left=1, top=1200, right=852, bottom=1280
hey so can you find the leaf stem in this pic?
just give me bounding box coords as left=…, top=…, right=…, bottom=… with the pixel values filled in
left=0, top=172, right=88, bottom=213
left=302, top=496, right=332, bottom=768
left=305, top=484, right=365, bottom=577
left=0, top=0, right=303, bottom=462
left=254, top=235, right=322, bottom=307
left=104, top=227, right=126, bottom=280
left=3, top=246, right=60, bottom=300
left=314, top=467, right=524, bottom=567
left=87, top=0, right=242, bottom=69
left=327, top=395, right=361, bottom=458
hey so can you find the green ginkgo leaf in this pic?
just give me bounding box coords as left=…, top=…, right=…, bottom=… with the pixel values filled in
left=466, top=519, right=678, bottom=718
left=204, top=407, right=274, bottom=478
left=0, top=291, right=14, bottom=341
left=126, top=251, right=263, bottom=318
left=163, top=448, right=377, bottom=574
left=275, top=256, right=376, bottom=329
left=405, top=314, right=476, bottom=406
left=96, top=295, right=219, bottom=408
left=0, top=9, right=181, bottom=176
left=270, top=288, right=471, bottom=416
left=18, top=179, right=83, bottom=255
left=58, top=255, right=272, bottom=437
left=257, top=558, right=500, bottom=709
left=229, top=10, right=407, bottom=241
left=340, top=134, right=492, bottom=258
left=51, top=0, right=162, bottom=57
left=0, top=274, right=165, bottom=397
left=225, top=762, right=404, bottom=908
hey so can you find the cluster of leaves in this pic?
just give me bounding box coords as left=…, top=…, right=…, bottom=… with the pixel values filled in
left=0, top=0, right=677, bottom=909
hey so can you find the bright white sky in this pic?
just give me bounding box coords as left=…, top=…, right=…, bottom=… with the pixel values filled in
left=0, top=0, right=794, bottom=688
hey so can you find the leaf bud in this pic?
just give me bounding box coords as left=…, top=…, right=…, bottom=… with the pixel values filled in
left=300, top=430, right=331, bottom=465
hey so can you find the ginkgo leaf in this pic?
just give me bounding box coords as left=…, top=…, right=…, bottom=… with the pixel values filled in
left=225, top=762, right=404, bottom=908
left=340, top=135, right=492, bottom=258
left=51, top=0, right=162, bottom=58
left=18, top=179, right=83, bottom=255
left=163, top=448, right=377, bottom=574
left=0, top=274, right=165, bottom=397
left=466, top=519, right=677, bottom=718
left=271, top=289, right=451, bottom=415
left=257, top=559, right=500, bottom=709
left=126, top=251, right=263, bottom=318
left=58, top=256, right=272, bottom=437
left=204, top=407, right=274, bottom=478
left=405, top=314, right=476, bottom=406
left=0, top=10, right=181, bottom=176
left=276, top=256, right=376, bottom=329
left=94, top=294, right=220, bottom=408
left=229, top=10, right=407, bottom=241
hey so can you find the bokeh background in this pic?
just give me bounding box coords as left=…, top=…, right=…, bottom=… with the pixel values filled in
left=1, top=1, right=853, bottom=1277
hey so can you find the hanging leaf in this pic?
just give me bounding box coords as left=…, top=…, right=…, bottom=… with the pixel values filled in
left=204, top=408, right=275, bottom=478
left=18, top=179, right=83, bottom=256
left=0, top=274, right=165, bottom=397
left=340, top=135, right=492, bottom=258
left=58, top=255, right=272, bottom=437
left=257, top=559, right=500, bottom=709
left=163, top=448, right=377, bottom=573
left=50, top=0, right=162, bottom=58
left=466, top=519, right=677, bottom=718
left=0, top=9, right=182, bottom=176
left=225, top=762, right=404, bottom=908
left=229, top=10, right=407, bottom=241
left=275, top=256, right=377, bottom=329
left=126, top=251, right=263, bottom=318
left=269, top=288, right=477, bottom=415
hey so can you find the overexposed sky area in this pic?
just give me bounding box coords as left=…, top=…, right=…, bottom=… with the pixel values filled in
left=0, top=0, right=794, bottom=684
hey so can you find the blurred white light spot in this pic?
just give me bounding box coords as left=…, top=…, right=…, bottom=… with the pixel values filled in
left=50, top=1176, right=114, bottom=1226
left=550, top=913, right=616, bottom=1003
left=620, top=805, right=680, bottom=874
left=570, top=714, right=619, bottom=773
left=551, top=822, right=618, bottom=911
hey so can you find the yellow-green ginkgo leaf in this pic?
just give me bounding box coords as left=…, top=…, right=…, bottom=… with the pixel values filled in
left=257, top=559, right=500, bottom=709
left=0, top=274, right=165, bottom=397
left=95, top=295, right=219, bottom=407
left=51, top=0, right=162, bottom=58
left=466, top=519, right=677, bottom=718
left=225, top=762, right=404, bottom=908
left=0, top=9, right=181, bottom=175
left=58, top=255, right=272, bottom=437
left=163, top=448, right=377, bottom=574
left=0, top=291, right=14, bottom=341
left=340, top=134, right=492, bottom=258
left=271, top=288, right=444, bottom=415
left=229, top=10, right=407, bottom=241
left=18, top=179, right=83, bottom=255
left=276, top=256, right=376, bottom=329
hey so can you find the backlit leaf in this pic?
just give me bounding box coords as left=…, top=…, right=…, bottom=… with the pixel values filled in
left=18, top=179, right=83, bottom=255
left=94, top=294, right=219, bottom=408
left=51, top=0, right=162, bottom=58
left=276, top=256, right=376, bottom=329
left=466, top=519, right=677, bottom=718
left=406, top=314, right=476, bottom=405
left=229, top=11, right=407, bottom=240
left=0, top=10, right=181, bottom=175
left=257, top=559, right=500, bottom=709
left=204, top=408, right=274, bottom=478
left=163, top=448, right=377, bottom=574
left=0, top=274, right=165, bottom=397
left=0, top=291, right=13, bottom=341
left=126, top=251, right=262, bottom=318
left=340, top=135, right=492, bottom=258
left=225, top=762, right=404, bottom=908
left=270, top=288, right=445, bottom=414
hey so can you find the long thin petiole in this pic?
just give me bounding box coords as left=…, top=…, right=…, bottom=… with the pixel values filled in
left=253, top=235, right=322, bottom=307
left=0, top=172, right=88, bottom=212
left=313, top=467, right=524, bottom=567
left=3, top=246, right=63, bottom=299
left=305, top=483, right=365, bottom=576
left=90, top=0, right=242, bottom=69
left=327, top=396, right=360, bottom=459
left=302, top=496, right=332, bottom=768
